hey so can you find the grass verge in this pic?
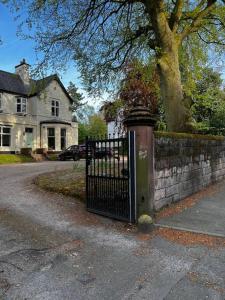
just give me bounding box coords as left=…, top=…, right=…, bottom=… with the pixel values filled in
left=34, top=165, right=85, bottom=201
left=0, top=154, right=34, bottom=165
left=47, top=154, right=59, bottom=161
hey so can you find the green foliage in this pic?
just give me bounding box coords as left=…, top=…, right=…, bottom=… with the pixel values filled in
left=101, top=99, right=124, bottom=122
left=100, top=59, right=160, bottom=133
left=179, top=35, right=209, bottom=98
left=67, top=82, right=84, bottom=112
left=78, top=114, right=107, bottom=144
left=78, top=123, right=89, bottom=144
left=67, top=81, right=96, bottom=125
left=47, top=154, right=58, bottom=161
left=155, top=117, right=167, bottom=131
left=189, top=67, right=225, bottom=133
left=87, top=115, right=107, bottom=138
left=155, top=131, right=224, bottom=141
left=210, top=104, right=225, bottom=130
left=191, top=121, right=211, bottom=133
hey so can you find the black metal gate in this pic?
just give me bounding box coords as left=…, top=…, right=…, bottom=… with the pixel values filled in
left=86, top=131, right=136, bottom=223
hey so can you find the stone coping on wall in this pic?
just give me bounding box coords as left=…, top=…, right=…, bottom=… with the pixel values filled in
left=155, top=131, right=224, bottom=141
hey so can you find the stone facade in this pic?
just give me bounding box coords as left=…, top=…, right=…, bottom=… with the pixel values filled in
left=154, top=134, right=225, bottom=210
left=0, top=60, right=78, bottom=153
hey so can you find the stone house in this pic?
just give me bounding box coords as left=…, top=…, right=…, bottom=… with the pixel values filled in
left=0, top=59, right=78, bottom=153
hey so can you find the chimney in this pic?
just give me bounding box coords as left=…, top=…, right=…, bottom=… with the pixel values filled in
left=15, top=59, right=30, bottom=86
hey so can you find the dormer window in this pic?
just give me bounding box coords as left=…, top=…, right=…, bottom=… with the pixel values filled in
left=52, top=100, right=59, bottom=117
left=17, top=97, right=27, bottom=114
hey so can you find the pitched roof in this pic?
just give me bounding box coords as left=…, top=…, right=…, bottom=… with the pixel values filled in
left=0, top=71, right=73, bottom=103
left=29, top=75, right=56, bottom=96
left=29, top=74, right=73, bottom=103
left=0, top=70, right=28, bottom=96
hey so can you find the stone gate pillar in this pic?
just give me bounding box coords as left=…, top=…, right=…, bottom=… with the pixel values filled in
left=124, top=105, right=156, bottom=221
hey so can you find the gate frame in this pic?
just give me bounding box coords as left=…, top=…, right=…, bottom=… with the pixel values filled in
left=86, top=131, right=136, bottom=223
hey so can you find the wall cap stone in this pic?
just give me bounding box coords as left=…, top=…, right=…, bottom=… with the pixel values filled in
left=155, top=131, right=224, bottom=141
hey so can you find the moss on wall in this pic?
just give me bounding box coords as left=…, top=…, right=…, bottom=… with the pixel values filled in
left=154, top=131, right=224, bottom=141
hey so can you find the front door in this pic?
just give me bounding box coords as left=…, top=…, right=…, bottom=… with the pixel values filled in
left=25, top=128, right=33, bottom=148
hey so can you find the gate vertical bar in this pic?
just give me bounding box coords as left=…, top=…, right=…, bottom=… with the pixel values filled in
left=85, top=136, right=89, bottom=208
left=128, top=131, right=136, bottom=223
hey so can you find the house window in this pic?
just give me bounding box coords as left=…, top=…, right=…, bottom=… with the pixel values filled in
left=17, top=97, right=27, bottom=113
left=47, top=128, right=55, bottom=150
left=51, top=100, right=59, bottom=117
left=0, top=126, right=11, bottom=147
left=61, top=128, right=66, bottom=150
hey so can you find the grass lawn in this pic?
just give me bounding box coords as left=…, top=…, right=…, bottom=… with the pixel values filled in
left=47, top=154, right=59, bottom=161
left=34, top=163, right=85, bottom=201
left=0, top=154, right=34, bottom=165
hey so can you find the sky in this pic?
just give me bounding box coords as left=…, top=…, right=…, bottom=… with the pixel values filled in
left=0, top=3, right=96, bottom=104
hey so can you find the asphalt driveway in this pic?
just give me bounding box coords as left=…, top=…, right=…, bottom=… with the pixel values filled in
left=0, top=162, right=225, bottom=299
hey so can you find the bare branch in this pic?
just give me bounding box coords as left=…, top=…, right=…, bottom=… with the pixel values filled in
left=197, top=31, right=225, bottom=45
left=103, top=23, right=155, bottom=69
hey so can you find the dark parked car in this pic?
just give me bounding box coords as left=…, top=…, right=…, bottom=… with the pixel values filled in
left=58, top=144, right=113, bottom=161
left=58, top=145, right=85, bottom=161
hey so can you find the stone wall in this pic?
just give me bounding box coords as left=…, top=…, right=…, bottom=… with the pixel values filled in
left=154, top=133, right=225, bottom=210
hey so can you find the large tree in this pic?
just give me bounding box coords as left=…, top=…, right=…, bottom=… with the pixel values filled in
left=4, top=0, right=225, bottom=131
left=67, top=81, right=84, bottom=112
left=67, top=81, right=96, bottom=122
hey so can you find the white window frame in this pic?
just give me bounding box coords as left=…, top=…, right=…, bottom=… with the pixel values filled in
left=0, top=126, right=11, bottom=147
left=17, top=97, right=27, bottom=114
left=60, top=128, right=67, bottom=150
left=51, top=100, right=59, bottom=117
left=47, top=127, right=55, bottom=150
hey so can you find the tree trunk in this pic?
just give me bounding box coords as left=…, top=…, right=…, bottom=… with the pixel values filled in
left=157, top=43, right=191, bottom=132
left=145, top=1, right=192, bottom=132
